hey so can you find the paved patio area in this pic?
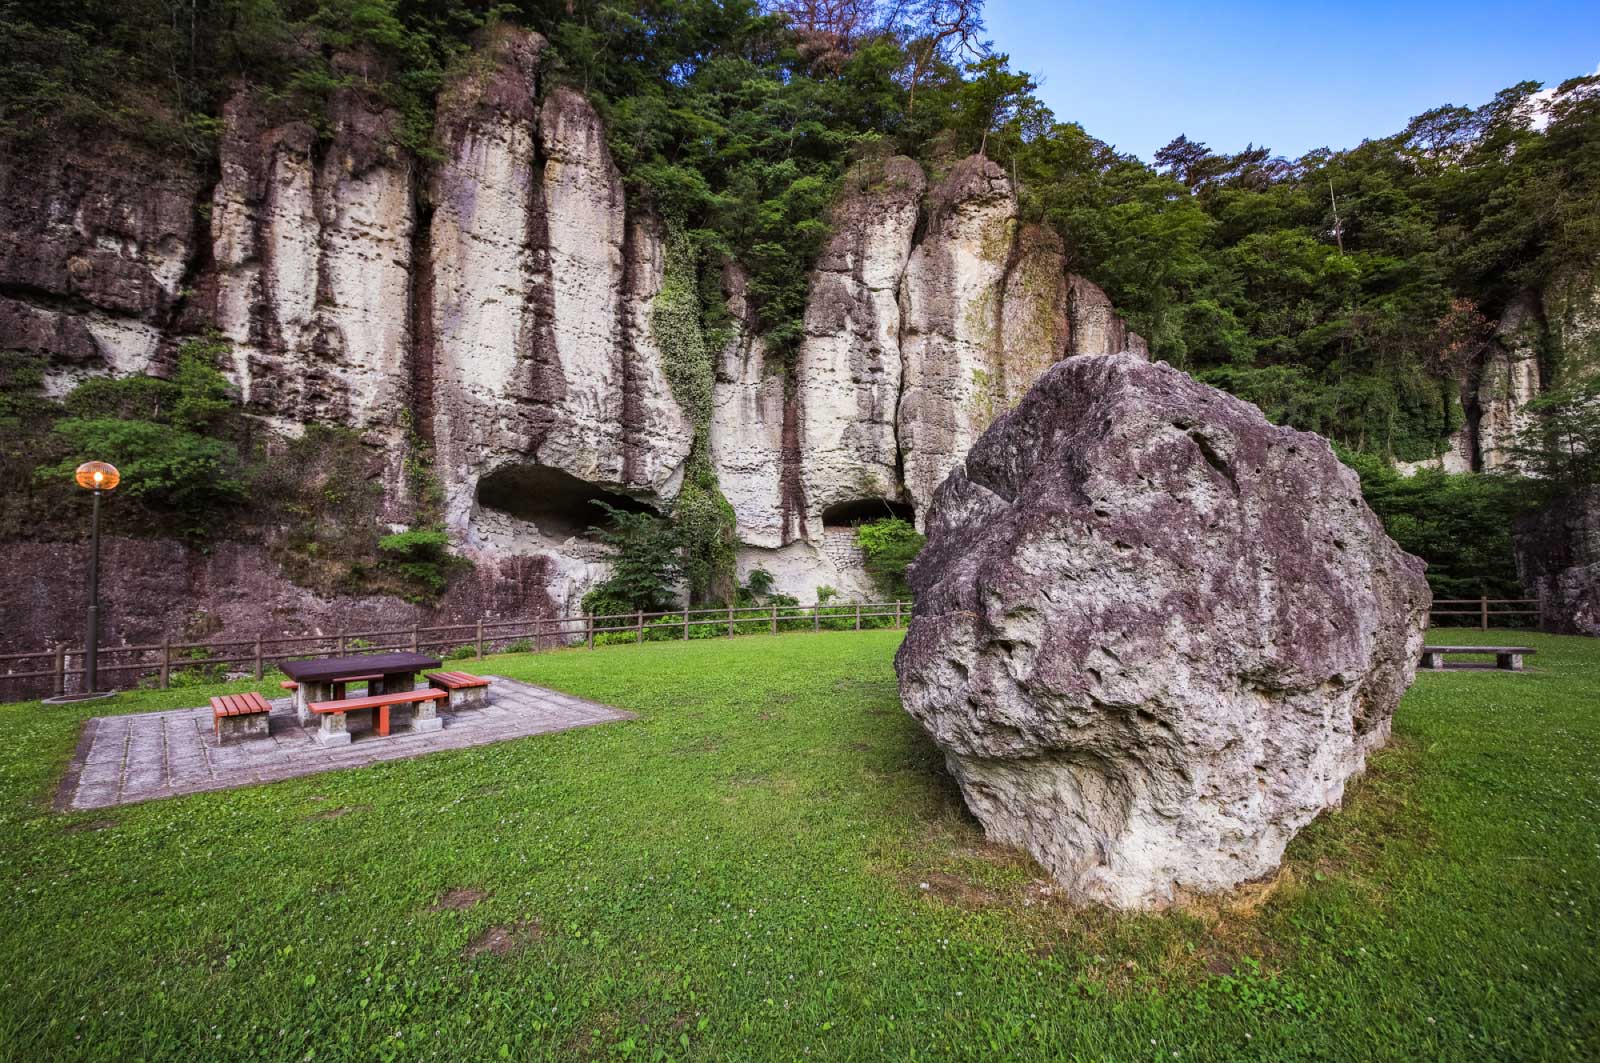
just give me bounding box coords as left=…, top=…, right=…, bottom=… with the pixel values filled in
left=56, top=677, right=633, bottom=811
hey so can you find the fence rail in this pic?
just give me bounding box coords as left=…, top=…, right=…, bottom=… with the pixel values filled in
left=1428, top=596, right=1542, bottom=630
left=0, top=600, right=912, bottom=702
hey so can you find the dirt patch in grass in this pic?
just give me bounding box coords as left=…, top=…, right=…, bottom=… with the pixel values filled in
left=431, top=887, right=488, bottom=911
left=463, top=920, right=543, bottom=960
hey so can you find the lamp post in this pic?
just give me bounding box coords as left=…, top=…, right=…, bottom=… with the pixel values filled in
left=74, top=461, right=119, bottom=695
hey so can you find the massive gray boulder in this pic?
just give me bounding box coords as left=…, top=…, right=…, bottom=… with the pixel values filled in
left=895, top=353, right=1431, bottom=909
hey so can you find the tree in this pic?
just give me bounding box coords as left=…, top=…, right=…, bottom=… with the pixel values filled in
left=1503, top=380, right=1600, bottom=492
left=898, top=0, right=986, bottom=113
left=39, top=339, right=247, bottom=526
left=581, top=502, right=683, bottom=615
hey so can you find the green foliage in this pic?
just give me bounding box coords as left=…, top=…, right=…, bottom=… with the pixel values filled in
left=501, top=639, right=533, bottom=654
left=856, top=517, right=925, bottom=599
left=743, top=568, right=777, bottom=600
left=37, top=339, right=246, bottom=535
left=581, top=503, right=682, bottom=614
left=443, top=644, right=476, bottom=660
left=1341, top=449, right=1533, bottom=604
left=1503, top=379, right=1600, bottom=493
left=668, top=464, right=737, bottom=606
left=650, top=230, right=739, bottom=604
left=375, top=528, right=460, bottom=600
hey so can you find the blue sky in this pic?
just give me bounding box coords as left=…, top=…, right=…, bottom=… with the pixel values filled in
left=984, top=1, right=1600, bottom=162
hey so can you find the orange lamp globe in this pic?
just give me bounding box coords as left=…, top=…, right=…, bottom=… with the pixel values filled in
left=74, top=461, right=120, bottom=492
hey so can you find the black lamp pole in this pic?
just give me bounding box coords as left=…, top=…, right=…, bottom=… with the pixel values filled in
left=84, top=486, right=102, bottom=694
left=73, top=460, right=117, bottom=698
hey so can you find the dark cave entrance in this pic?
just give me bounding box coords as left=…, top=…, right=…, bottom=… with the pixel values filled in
left=820, top=497, right=915, bottom=528
left=476, top=464, right=658, bottom=539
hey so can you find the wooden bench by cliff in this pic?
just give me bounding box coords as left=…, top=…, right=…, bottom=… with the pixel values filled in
left=1420, top=645, right=1537, bottom=671
left=210, top=692, right=272, bottom=744
left=307, top=688, right=446, bottom=746
left=426, top=671, right=491, bottom=711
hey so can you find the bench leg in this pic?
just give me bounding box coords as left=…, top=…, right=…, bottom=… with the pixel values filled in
left=1420, top=652, right=1443, bottom=670
left=296, top=681, right=331, bottom=726
left=315, top=711, right=351, bottom=746
left=447, top=686, right=488, bottom=712
left=377, top=704, right=390, bottom=738
left=1498, top=653, right=1523, bottom=671
left=412, top=698, right=443, bottom=734
left=216, top=712, right=270, bottom=745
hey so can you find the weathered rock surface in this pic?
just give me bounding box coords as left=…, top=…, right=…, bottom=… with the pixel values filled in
left=794, top=157, right=926, bottom=534
left=0, top=137, right=200, bottom=390
left=895, top=353, right=1431, bottom=909
left=0, top=538, right=560, bottom=670
left=1515, top=488, right=1600, bottom=636
left=1475, top=292, right=1547, bottom=470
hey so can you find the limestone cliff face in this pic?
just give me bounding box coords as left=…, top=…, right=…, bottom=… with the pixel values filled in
left=0, top=26, right=1187, bottom=652
left=207, top=77, right=416, bottom=449
left=0, top=136, right=201, bottom=390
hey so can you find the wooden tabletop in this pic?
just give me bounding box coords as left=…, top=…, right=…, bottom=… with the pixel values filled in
left=279, top=652, right=442, bottom=683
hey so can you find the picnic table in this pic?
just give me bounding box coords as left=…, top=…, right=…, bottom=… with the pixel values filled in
left=280, top=652, right=442, bottom=727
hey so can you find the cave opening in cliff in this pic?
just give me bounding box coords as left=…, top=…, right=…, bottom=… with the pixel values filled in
left=821, top=497, right=915, bottom=527
left=476, top=464, right=657, bottom=539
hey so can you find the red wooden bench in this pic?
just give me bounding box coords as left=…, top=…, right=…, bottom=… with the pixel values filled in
left=280, top=680, right=298, bottom=692
left=426, top=671, right=491, bottom=710
left=210, top=691, right=272, bottom=744
left=307, top=688, right=446, bottom=746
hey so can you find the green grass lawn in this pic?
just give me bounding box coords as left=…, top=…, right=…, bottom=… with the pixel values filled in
left=0, top=628, right=1596, bottom=1061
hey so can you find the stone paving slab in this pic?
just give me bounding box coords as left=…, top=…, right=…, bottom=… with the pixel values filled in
left=56, top=677, right=633, bottom=811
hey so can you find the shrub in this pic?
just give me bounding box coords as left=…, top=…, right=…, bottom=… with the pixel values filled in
left=376, top=528, right=461, bottom=602
left=444, top=645, right=475, bottom=660
left=502, top=639, right=533, bottom=655
left=856, top=518, right=925, bottom=600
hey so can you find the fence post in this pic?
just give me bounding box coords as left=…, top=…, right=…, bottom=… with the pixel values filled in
left=53, top=645, right=65, bottom=698
left=337, top=629, right=345, bottom=654
left=895, top=600, right=902, bottom=628
left=771, top=602, right=778, bottom=635
left=253, top=635, right=263, bottom=681
left=476, top=620, right=484, bottom=659
left=1480, top=594, right=1489, bottom=631
left=727, top=604, right=734, bottom=638
left=683, top=611, right=689, bottom=640
left=814, top=603, right=820, bottom=633
left=636, top=610, right=644, bottom=644
left=159, top=639, right=171, bottom=689
left=855, top=603, right=862, bottom=631
left=586, top=615, right=595, bottom=651
left=411, top=625, right=419, bottom=652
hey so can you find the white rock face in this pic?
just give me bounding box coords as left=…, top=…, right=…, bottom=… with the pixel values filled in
left=537, top=87, right=629, bottom=482
left=795, top=158, right=926, bottom=530
left=427, top=29, right=548, bottom=533
left=429, top=40, right=691, bottom=550
left=1477, top=293, right=1546, bottom=470
left=896, top=354, right=1431, bottom=909
left=897, top=156, right=1019, bottom=520
left=208, top=87, right=414, bottom=432
left=1067, top=274, right=1146, bottom=357
left=710, top=265, right=791, bottom=547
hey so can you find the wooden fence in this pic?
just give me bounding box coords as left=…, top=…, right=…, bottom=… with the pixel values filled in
left=1428, top=596, right=1542, bottom=630
left=0, top=600, right=911, bottom=701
